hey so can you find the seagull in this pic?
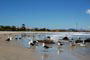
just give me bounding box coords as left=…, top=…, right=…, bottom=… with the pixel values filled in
left=80, top=43, right=86, bottom=47
left=33, top=40, right=38, bottom=44
left=42, top=43, right=50, bottom=49
left=79, top=40, right=86, bottom=47
left=57, top=41, right=63, bottom=46
left=15, top=35, right=22, bottom=40
left=28, top=40, right=35, bottom=46
left=6, top=36, right=12, bottom=41
left=28, top=40, right=39, bottom=46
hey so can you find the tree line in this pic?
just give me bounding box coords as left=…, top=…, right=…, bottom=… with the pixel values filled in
left=0, top=24, right=50, bottom=31
left=0, top=24, right=27, bottom=31
left=0, top=24, right=89, bottom=32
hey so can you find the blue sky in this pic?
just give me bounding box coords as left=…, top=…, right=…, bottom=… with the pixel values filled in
left=0, top=0, right=90, bottom=29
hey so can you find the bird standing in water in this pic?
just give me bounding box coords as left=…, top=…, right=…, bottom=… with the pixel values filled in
left=57, top=41, right=63, bottom=46
left=28, top=40, right=35, bottom=46
left=42, top=43, right=50, bottom=49
left=28, top=40, right=38, bottom=46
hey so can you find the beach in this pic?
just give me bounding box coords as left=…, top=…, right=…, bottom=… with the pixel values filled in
left=0, top=31, right=90, bottom=60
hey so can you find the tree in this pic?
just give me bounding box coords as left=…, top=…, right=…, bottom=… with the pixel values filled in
left=21, top=24, right=26, bottom=31
left=34, top=28, right=39, bottom=31
left=11, top=26, right=16, bottom=31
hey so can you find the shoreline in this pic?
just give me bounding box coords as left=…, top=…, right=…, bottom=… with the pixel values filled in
left=0, top=31, right=90, bottom=33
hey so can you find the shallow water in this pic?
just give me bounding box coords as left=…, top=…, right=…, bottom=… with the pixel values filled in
left=10, top=32, right=90, bottom=60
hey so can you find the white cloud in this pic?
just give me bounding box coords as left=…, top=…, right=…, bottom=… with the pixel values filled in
left=86, top=9, right=90, bottom=14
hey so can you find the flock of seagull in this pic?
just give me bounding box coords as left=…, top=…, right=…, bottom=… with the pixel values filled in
left=6, top=34, right=87, bottom=51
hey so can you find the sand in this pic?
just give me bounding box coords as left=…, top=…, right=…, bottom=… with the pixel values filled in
left=0, top=32, right=40, bottom=60
left=0, top=31, right=90, bottom=60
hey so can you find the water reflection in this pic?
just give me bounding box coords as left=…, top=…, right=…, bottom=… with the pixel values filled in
left=57, top=46, right=63, bottom=55
left=41, top=53, right=49, bottom=60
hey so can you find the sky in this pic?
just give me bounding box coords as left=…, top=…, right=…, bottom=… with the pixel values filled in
left=0, top=0, right=90, bottom=29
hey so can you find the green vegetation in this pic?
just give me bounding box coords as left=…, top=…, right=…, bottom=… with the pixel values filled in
left=0, top=24, right=90, bottom=32
left=0, top=24, right=27, bottom=31
left=0, top=24, right=50, bottom=31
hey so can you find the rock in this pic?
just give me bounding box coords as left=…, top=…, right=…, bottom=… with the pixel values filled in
left=85, top=38, right=90, bottom=43
left=62, top=36, right=69, bottom=40
left=75, top=40, right=83, bottom=43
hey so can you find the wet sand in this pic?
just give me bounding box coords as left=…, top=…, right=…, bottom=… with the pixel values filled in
left=0, top=31, right=90, bottom=60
